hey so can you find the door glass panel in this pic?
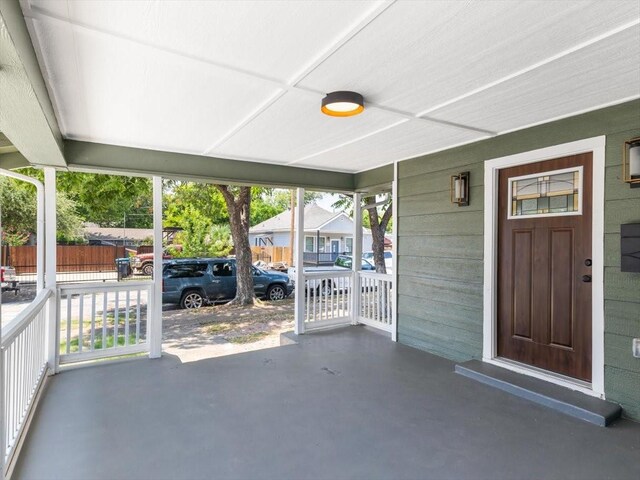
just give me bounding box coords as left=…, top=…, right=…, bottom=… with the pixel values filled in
left=509, top=168, right=581, bottom=218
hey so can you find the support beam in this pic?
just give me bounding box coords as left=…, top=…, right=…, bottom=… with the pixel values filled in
left=43, top=167, right=57, bottom=370
left=0, top=2, right=65, bottom=167
left=294, top=188, right=305, bottom=335
left=351, top=193, right=362, bottom=325
left=149, top=176, right=163, bottom=358
left=64, top=140, right=354, bottom=192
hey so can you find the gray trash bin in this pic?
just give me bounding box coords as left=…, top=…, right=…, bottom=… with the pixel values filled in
left=116, top=258, right=132, bottom=281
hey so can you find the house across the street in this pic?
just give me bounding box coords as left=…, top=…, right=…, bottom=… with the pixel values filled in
left=249, top=203, right=374, bottom=265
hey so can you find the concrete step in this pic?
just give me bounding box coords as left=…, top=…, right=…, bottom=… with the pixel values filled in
left=455, top=360, right=622, bottom=426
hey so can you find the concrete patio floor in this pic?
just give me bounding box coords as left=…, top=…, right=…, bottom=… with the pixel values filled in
left=14, top=327, right=640, bottom=480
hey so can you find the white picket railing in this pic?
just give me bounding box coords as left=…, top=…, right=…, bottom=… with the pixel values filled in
left=302, top=271, right=353, bottom=330
left=57, top=282, right=152, bottom=365
left=1, top=288, right=52, bottom=469
left=357, top=272, right=394, bottom=333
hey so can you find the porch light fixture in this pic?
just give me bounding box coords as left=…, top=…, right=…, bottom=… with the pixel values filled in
left=623, top=137, right=640, bottom=188
left=321, top=91, right=364, bottom=117
left=450, top=171, right=470, bottom=207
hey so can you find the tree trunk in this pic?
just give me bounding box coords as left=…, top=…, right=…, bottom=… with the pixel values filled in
left=216, top=185, right=255, bottom=305
left=365, top=197, right=392, bottom=274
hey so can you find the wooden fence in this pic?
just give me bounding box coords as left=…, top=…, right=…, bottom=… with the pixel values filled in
left=1, top=245, right=126, bottom=274
left=251, top=246, right=291, bottom=265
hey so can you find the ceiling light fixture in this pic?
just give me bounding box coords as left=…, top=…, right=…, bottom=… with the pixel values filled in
left=321, top=91, right=364, bottom=117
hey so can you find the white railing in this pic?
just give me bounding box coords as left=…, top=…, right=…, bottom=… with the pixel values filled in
left=357, top=272, right=394, bottom=333
left=2, top=288, right=52, bottom=469
left=302, top=271, right=353, bottom=330
left=57, top=282, right=152, bottom=365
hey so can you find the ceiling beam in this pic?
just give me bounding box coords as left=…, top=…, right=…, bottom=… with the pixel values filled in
left=0, top=150, right=29, bottom=169
left=64, top=140, right=356, bottom=192
left=0, top=0, right=65, bottom=167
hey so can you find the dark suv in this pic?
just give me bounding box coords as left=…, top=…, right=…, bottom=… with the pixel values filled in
left=162, top=258, right=294, bottom=309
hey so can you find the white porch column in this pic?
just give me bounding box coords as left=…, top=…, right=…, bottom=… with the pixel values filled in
left=294, top=188, right=305, bottom=335
left=391, top=165, right=398, bottom=342
left=43, top=167, right=58, bottom=371
left=351, top=193, right=362, bottom=325
left=149, top=176, right=163, bottom=358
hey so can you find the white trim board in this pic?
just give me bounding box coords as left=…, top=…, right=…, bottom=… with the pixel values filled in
left=482, top=136, right=606, bottom=398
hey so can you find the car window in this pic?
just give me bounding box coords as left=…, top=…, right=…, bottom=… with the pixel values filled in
left=384, top=252, right=392, bottom=259
left=362, top=259, right=375, bottom=269
left=164, top=263, right=207, bottom=278
left=213, top=262, right=234, bottom=277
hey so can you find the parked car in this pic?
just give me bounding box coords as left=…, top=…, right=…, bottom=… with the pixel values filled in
left=163, top=258, right=294, bottom=309
left=362, top=251, right=393, bottom=271
left=1, top=265, right=19, bottom=294
left=287, top=255, right=375, bottom=295
left=131, top=245, right=181, bottom=275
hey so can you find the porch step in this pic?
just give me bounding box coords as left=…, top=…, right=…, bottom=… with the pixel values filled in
left=455, top=360, right=622, bottom=426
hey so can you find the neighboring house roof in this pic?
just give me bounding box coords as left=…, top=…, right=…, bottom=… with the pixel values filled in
left=84, top=224, right=154, bottom=243
left=251, top=204, right=341, bottom=233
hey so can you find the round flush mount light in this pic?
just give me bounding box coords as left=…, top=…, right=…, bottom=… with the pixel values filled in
left=321, top=91, right=364, bottom=117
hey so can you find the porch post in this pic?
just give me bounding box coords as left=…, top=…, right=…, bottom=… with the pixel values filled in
left=149, top=176, right=163, bottom=358
left=351, top=193, right=362, bottom=325
left=43, top=167, right=58, bottom=371
left=391, top=164, right=398, bottom=342
left=294, top=188, right=305, bottom=334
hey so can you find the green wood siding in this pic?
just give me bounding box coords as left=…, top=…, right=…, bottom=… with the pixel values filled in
left=397, top=99, right=640, bottom=420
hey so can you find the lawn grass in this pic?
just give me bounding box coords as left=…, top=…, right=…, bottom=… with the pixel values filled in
left=226, top=332, right=269, bottom=344
left=60, top=332, right=139, bottom=354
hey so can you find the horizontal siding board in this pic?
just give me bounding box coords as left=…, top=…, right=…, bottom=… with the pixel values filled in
left=399, top=314, right=482, bottom=349
left=604, top=198, right=640, bottom=234
left=604, top=366, right=640, bottom=420
left=604, top=332, right=640, bottom=374
left=398, top=294, right=483, bottom=334
left=398, top=211, right=483, bottom=236
left=398, top=275, right=483, bottom=310
left=398, top=235, right=483, bottom=260
left=399, top=186, right=483, bottom=217
left=398, top=324, right=478, bottom=362
left=604, top=268, right=640, bottom=303
left=398, top=255, right=483, bottom=284
left=604, top=233, right=619, bottom=267
left=604, top=300, right=640, bottom=337
left=398, top=162, right=484, bottom=196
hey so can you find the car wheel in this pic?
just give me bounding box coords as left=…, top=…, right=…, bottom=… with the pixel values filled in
left=267, top=284, right=286, bottom=301
left=142, top=263, right=154, bottom=276
left=180, top=291, right=204, bottom=309
left=316, top=280, right=332, bottom=296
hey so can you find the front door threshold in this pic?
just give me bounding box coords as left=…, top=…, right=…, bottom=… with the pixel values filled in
left=455, top=360, right=621, bottom=426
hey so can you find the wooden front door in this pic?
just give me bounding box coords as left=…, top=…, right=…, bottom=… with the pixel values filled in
left=497, top=153, right=592, bottom=381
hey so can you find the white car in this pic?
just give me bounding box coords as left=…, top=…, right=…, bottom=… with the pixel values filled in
left=362, top=251, right=393, bottom=271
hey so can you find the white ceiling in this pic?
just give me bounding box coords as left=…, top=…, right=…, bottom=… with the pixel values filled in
left=21, top=0, right=640, bottom=174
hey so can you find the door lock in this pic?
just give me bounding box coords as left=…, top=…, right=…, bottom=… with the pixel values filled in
left=582, top=275, right=592, bottom=283
left=584, top=258, right=592, bottom=267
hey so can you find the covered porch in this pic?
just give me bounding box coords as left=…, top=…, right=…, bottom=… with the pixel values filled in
left=2, top=0, right=640, bottom=479
left=14, top=327, right=640, bottom=480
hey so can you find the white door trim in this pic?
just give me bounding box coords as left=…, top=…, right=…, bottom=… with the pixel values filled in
left=483, top=136, right=606, bottom=398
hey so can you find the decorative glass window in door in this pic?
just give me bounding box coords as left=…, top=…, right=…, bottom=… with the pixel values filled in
left=508, top=167, right=582, bottom=219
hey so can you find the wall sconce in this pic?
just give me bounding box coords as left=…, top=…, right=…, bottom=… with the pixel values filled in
left=623, top=137, right=640, bottom=188
left=450, top=171, right=470, bottom=206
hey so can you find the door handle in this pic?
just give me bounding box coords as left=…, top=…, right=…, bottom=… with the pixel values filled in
left=582, top=275, right=592, bottom=283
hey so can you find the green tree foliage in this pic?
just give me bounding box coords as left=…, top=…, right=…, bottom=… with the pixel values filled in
left=172, top=207, right=233, bottom=258
left=0, top=176, right=85, bottom=245
left=16, top=168, right=153, bottom=228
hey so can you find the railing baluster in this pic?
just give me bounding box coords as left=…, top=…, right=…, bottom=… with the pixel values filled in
left=66, top=294, right=71, bottom=355
left=91, top=293, right=96, bottom=350
left=124, top=290, right=131, bottom=347
left=136, top=289, right=141, bottom=344
left=114, top=290, right=120, bottom=349
left=102, top=292, right=108, bottom=350
left=78, top=294, right=84, bottom=353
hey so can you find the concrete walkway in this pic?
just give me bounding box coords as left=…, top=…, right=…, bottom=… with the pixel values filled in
left=14, top=327, right=640, bottom=480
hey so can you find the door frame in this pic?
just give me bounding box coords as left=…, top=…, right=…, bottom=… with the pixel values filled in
left=483, top=136, right=606, bottom=398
